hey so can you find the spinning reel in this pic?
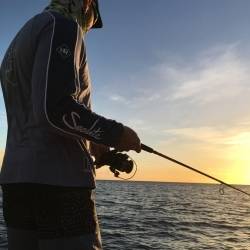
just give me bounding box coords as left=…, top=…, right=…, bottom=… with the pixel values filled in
left=95, top=150, right=137, bottom=179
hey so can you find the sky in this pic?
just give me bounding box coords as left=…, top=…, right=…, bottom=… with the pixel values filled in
left=1, top=0, right=250, bottom=184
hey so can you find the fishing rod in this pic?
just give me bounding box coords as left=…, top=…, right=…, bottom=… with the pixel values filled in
left=141, top=144, right=250, bottom=197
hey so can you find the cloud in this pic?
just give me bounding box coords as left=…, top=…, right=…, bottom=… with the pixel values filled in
left=164, top=121, right=250, bottom=147
left=145, top=44, right=250, bottom=128
left=109, top=94, right=130, bottom=105
left=106, top=44, right=250, bottom=107
left=158, top=44, right=250, bottom=104
left=96, top=43, right=250, bottom=137
left=224, top=131, right=250, bottom=146
left=108, top=92, right=161, bottom=109
left=164, top=126, right=226, bottom=144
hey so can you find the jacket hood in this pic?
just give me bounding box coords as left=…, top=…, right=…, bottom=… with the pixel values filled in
left=46, top=0, right=103, bottom=32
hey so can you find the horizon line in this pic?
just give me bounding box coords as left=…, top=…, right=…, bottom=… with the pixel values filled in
left=96, top=179, right=250, bottom=186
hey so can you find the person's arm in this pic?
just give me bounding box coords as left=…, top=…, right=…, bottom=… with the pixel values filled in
left=32, top=13, right=123, bottom=147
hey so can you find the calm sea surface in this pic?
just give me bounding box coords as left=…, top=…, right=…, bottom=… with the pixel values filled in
left=0, top=181, right=249, bottom=249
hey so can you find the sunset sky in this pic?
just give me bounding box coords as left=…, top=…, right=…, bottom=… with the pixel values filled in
left=1, top=0, right=250, bottom=184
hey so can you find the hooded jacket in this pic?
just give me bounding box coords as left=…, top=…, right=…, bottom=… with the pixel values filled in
left=0, top=1, right=123, bottom=188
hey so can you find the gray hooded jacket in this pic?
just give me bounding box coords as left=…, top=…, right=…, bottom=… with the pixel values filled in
left=0, top=9, right=123, bottom=188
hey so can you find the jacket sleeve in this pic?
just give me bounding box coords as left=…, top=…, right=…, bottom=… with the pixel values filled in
left=31, top=12, right=123, bottom=147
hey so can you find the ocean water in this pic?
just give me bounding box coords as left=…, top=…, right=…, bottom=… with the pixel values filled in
left=96, top=181, right=250, bottom=250
left=0, top=181, right=249, bottom=249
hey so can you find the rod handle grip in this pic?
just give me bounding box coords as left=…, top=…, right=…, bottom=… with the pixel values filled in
left=141, top=144, right=154, bottom=153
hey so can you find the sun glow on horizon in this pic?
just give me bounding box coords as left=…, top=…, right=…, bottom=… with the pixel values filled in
left=222, top=132, right=250, bottom=185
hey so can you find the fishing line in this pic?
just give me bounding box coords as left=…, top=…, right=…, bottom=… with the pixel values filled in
left=141, top=144, right=250, bottom=197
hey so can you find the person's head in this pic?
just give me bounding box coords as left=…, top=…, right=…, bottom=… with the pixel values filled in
left=48, top=0, right=103, bottom=32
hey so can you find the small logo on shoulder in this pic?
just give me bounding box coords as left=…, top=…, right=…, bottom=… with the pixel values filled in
left=56, top=44, right=72, bottom=59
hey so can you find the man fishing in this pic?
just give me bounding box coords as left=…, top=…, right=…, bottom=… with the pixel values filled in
left=0, top=0, right=141, bottom=249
